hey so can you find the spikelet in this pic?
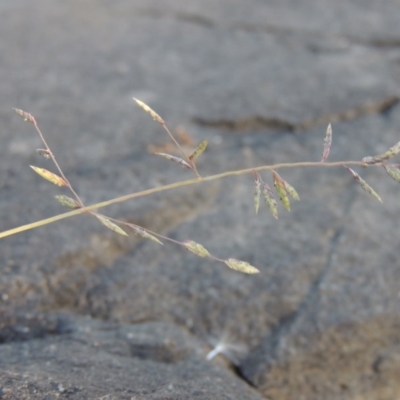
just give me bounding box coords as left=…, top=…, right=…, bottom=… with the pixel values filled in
left=224, top=258, right=259, bottom=274
left=30, top=166, right=67, bottom=187
left=321, top=124, right=332, bottom=162
left=183, top=240, right=210, bottom=257
left=283, top=181, right=300, bottom=201
left=362, top=141, right=400, bottom=165
left=13, top=108, right=35, bottom=123
left=384, top=165, right=400, bottom=183
left=273, top=172, right=291, bottom=211
left=95, top=214, right=128, bottom=236
left=253, top=171, right=261, bottom=214
left=188, top=140, right=208, bottom=161
left=133, top=98, right=165, bottom=125
left=126, top=224, right=163, bottom=245
left=155, top=153, right=193, bottom=170
left=55, top=195, right=81, bottom=210
left=262, top=182, right=278, bottom=219
left=345, top=166, right=382, bottom=202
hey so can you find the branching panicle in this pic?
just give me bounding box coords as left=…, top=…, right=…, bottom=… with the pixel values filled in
left=2, top=105, right=399, bottom=274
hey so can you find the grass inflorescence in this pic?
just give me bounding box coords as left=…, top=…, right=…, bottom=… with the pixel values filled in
left=2, top=102, right=400, bottom=274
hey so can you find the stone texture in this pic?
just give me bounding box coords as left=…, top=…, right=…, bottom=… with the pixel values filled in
left=0, top=315, right=264, bottom=400
left=1, top=0, right=400, bottom=399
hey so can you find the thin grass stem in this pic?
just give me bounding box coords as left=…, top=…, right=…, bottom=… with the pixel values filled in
left=0, top=159, right=367, bottom=239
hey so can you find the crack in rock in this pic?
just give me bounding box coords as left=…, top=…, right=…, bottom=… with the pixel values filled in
left=136, top=8, right=400, bottom=51
left=192, top=96, right=400, bottom=133
left=239, top=176, right=360, bottom=385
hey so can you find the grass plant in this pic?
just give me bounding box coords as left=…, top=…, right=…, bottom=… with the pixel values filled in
left=1, top=100, right=400, bottom=274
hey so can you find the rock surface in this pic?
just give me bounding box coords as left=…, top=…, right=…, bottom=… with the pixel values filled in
left=0, top=315, right=265, bottom=400
left=1, top=1, right=400, bottom=399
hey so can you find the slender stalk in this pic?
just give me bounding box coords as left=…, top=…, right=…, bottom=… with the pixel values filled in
left=162, top=124, right=201, bottom=178
left=115, top=219, right=225, bottom=263
left=33, top=120, right=85, bottom=207
left=0, top=159, right=367, bottom=239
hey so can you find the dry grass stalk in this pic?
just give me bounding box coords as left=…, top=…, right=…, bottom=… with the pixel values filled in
left=2, top=105, right=399, bottom=274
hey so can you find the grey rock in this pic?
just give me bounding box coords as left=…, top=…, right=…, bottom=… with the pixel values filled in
left=1, top=1, right=400, bottom=399
left=0, top=315, right=264, bottom=400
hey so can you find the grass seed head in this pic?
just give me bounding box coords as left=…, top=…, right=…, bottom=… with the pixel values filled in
left=273, top=172, right=291, bottom=211
left=362, top=141, right=400, bottom=165
left=384, top=165, right=400, bottom=183
left=126, top=225, right=163, bottom=245
left=321, top=123, right=332, bottom=162
left=253, top=171, right=261, bottom=214
left=30, top=166, right=67, bottom=187
left=283, top=181, right=300, bottom=201
left=345, top=166, right=382, bottom=202
left=224, top=258, right=259, bottom=274
left=13, top=108, right=35, bottom=123
left=183, top=240, right=210, bottom=257
left=262, top=183, right=278, bottom=219
left=155, top=153, right=193, bottom=170
left=55, top=195, right=81, bottom=210
left=95, top=214, right=129, bottom=236
left=188, top=140, right=208, bottom=161
left=133, top=98, right=165, bottom=125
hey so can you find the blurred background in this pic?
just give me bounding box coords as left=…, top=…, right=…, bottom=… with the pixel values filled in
left=1, top=1, right=400, bottom=399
